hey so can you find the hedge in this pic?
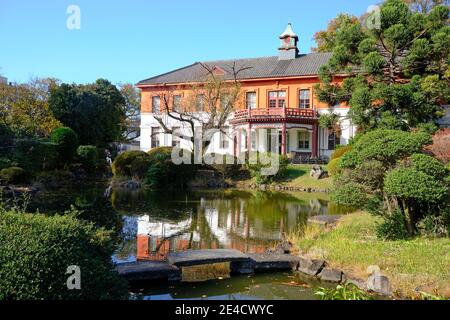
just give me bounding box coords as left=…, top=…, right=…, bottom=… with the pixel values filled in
left=0, top=210, right=128, bottom=300
left=50, top=127, right=79, bottom=164
left=112, top=150, right=151, bottom=179
left=0, top=167, right=29, bottom=184
left=330, top=145, right=352, bottom=161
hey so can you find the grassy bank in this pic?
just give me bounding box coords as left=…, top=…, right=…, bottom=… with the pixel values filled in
left=233, top=164, right=333, bottom=190
left=290, top=212, right=450, bottom=298
left=282, top=164, right=332, bottom=189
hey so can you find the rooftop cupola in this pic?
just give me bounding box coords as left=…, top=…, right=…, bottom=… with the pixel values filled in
left=278, top=23, right=299, bottom=60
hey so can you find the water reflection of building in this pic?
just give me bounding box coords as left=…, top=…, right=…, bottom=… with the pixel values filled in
left=135, top=195, right=327, bottom=261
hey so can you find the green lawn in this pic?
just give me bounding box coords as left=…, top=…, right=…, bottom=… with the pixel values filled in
left=281, top=164, right=332, bottom=189
left=290, top=212, right=450, bottom=298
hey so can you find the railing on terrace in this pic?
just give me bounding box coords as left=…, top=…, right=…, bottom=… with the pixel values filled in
left=232, top=107, right=319, bottom=122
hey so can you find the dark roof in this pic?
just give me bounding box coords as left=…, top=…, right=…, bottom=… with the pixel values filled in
left=137, top=52, right=332, bottom=86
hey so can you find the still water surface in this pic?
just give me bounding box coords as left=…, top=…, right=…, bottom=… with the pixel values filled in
left=27, top=184, right=346, bottom=300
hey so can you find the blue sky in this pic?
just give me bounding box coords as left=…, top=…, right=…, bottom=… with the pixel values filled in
left=0, top=0, right=378, bottom=85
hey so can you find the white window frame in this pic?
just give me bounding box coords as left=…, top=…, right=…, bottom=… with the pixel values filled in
left=297, top=130, right=311, bottom=151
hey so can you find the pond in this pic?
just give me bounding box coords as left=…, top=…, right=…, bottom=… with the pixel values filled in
left=24, top=183, right=347, bottom=300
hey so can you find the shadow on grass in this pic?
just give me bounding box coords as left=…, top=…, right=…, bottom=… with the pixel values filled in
left=282, top=167, right=308, bottom=181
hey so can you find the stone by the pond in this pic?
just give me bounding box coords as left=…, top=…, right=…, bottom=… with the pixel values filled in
left=367, top=274, right=392, bottom=296
left=167, top=249, right=251, bottom=267
left=307, top=215, right=342, bottom=227
left=317, top=267, right=346, bottom=283
left=116, top=261, right=181, bottom=282
left=367, top=265, right=381, bottom=275
left=298, top=256, right=326, bottom=276
left=310, top=165, right=327, bottom=180
left=248, top=253, right=300, bottom=271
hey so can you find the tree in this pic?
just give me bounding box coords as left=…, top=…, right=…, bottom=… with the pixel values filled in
left=50, top=127, right=79, bottom=164
left=0, top=78, right=61, bottom=137
left=151, top=63, right=248, bottom=156
left=49, top=79, right=126, bottom=147
left=404, top=0, right=450, bottom=13
left=314, top=0, right=450, bottom=131
left=331, top=129, right=448, bottom=238
left=118, top=83, right=140, bottom=142
left=384, top=167, right=447, bottom=234
left=312, top=14, right=360, bottom=53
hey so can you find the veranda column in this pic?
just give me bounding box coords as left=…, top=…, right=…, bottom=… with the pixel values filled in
left=312, top=122, right=318, bottom=157
left=281, top=122, right=287, bottom=155
left=236, top=128, right=241, bottom=157
left=247, top=123, right=252, bottom=153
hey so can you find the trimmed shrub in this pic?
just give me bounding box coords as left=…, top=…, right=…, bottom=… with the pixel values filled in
left=148, top=146, right=173, bottom=159
left=384, top=167, right=447, bottom=204
left=0, top=209, right=127, bottom=299
left=76, top=145, right=99, bottom=172
left=0, top=167, right=29, bottom=184
left=330, top=145, right=352, bottom=161
left=375, top=209, right=410, bottom=240
left=330, top=182, right=367, bottom=208
left=145, top=147, right=197, bottom=188
left=327, top=158, right=342, bottom=177
left=247, top=152, right=290, bottom=185
left=207, top=154, right=243, bottom=179
left=50, top=127, right=79, bottom=164
left=409, top=153, right=448, bottom=181
left=340, top=129, right=432, bottom=169
left=112, top=150, right=151, bottom=179
left=349, top=160, right=385, bottom=191
left=13, top=139, right=59, bottom=172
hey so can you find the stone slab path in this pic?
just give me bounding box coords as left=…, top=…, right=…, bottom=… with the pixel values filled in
left=116, top=261, right=181, bottom=282
left=167, top=249, right=251, bottom=267
left=116, top=250, right=307, bottom=282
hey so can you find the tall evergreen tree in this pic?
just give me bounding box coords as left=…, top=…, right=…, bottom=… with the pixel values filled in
left=314, top=0, right=449, bottom=132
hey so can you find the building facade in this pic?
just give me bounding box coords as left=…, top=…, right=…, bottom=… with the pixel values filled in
left=137, top=24, right=355, bottom=161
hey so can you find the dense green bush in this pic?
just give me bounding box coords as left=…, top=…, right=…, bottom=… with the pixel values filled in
left=375, top=209, right=410, bottom=240
left=327, top=158, right=342, bottom=177
left=384, top=168, right=447, bottom=204
left=384, top=167, right=447, bottom=235
left=12, top=139, right=59, bottom=172
left=145, top=147, right=197, bottom=188
left=50, top=127, right=79, bottom=164
left=409, top=153, right=448, bottom=180
left=147, top=146, right=173, bottom=159
left=0, top=209, right=127, bottom=299
left=331, top=129, right=448, bottom=239
left=330, top=182, right=367, bottom=208
left=349, top=160, right=385, bottom=192
left=76, top=145, right=99, bottom=172
left=0, top=167, right=29, bottom=184
left=330, top=145, right=352, bottom=161
left=112, top=150, right=151, bottom=179
left=247, top=152, right=290, bottom=185
left=207, top=154, right=243, bottom=179
left=339, top=130, right=432, bottom=169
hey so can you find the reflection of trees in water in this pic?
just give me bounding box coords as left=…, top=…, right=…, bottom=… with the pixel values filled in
left=110, top=188, right=331, bottom=260
left=27, top=184, right=123, bottom=239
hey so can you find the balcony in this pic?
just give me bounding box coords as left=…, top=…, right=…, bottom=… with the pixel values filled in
left=231, top=107, right=319, bottom=124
